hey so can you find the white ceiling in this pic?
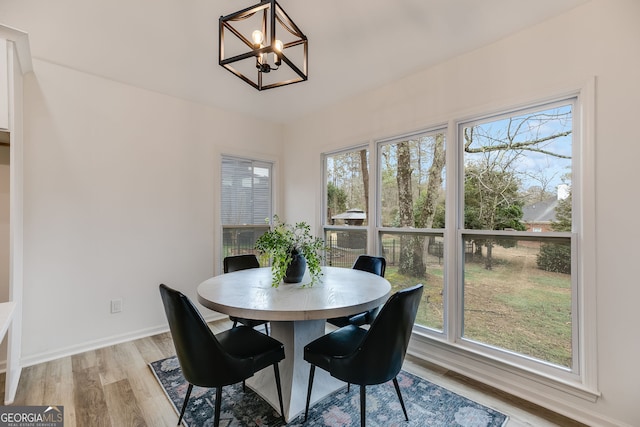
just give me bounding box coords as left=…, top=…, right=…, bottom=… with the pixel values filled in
left=0, top=0, right=588, bottom=124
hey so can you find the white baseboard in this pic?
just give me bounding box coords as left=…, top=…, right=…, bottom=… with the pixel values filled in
left=19, top=313, right=226, bottom=368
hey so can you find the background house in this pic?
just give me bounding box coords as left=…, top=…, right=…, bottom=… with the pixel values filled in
left=523, top=198, right=557, bottom=232
left=0, top=1, right=639, bottom=426
left=522, top=185, right=570, bottom=232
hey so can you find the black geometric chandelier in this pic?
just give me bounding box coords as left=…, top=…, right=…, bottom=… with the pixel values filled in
left=219, top=0, right=308, bottom=91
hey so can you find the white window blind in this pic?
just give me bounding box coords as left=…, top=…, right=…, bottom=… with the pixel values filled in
left=221, top=156, right=272, bottom=225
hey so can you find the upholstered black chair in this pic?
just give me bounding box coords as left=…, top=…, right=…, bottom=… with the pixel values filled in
left=223, top=254, right=270, bottom=335
left=304, top=284, right=424, bottom=427
left=327, top=255, right=387, bottom=328
left=159, top=284, right=285, bottom=427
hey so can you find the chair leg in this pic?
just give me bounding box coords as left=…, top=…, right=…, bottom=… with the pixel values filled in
left=359, top=385, right=366, bottom=427
left=213, top=387, right=222, bottom=427
left=304, top=365, right=316, bottom=422
left=265, top=322, right=270, bottom=335
left=273, top=363, right=285, bottom=421
left=232, top=320, right=238, bottom=328
left=392, top=377, right=409, bottom=421
left=178, top=383, right=193, bottom=425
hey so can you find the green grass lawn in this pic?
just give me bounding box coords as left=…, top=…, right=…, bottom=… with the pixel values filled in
left=385, top=244, right=572, bottom=368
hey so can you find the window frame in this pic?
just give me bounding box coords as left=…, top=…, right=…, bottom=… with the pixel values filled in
left=321, top=79, right=598, bottom=400
left=435, top=82, right=598, bottom=399
left=220, top=154, right=274, bottom=265
left=322, top=143, right=373, bottom=253
left=454, top=97, right=579, bottom=380
left=375, top=126, right=449, bottom=333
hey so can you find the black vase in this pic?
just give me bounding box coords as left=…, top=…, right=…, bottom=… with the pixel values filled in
left=284, top=250, right=306, bottom=283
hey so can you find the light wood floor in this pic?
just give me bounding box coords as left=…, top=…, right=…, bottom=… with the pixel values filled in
left=0, top=319, right=587, bottom=427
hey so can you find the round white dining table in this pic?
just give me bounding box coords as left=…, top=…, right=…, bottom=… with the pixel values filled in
left=197, top=266, right=391, bottom=422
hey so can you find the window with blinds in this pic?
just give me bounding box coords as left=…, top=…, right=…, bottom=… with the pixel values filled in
left=221, top=156, right=272, bottom=257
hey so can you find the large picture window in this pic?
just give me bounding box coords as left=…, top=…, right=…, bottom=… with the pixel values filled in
left=221, top=156, right=272, bottom=258
left=460, top=100, right=575, bottom=370
left=322, top=92, right=589, bottom=388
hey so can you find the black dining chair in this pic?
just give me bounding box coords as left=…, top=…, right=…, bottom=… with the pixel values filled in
left=327, top=255, right=387, bottom=328
left=159, top=284, right=285, bottom=427
left=223, top=254, right=270, bottom=335
left=304, top=284, right=424, bottom=427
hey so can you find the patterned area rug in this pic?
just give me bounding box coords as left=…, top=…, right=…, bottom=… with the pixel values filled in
left=150, top=356, right=508, bottom=427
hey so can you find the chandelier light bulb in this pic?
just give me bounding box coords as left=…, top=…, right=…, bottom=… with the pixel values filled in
left=252, top=30, right=264, bottom=45
left=272, top=39, right=283, bottom=66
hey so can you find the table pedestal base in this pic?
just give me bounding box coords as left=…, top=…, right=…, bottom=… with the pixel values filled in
left=246, top=320, right=344, bottom=422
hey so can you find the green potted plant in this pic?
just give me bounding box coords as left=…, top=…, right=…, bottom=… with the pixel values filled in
left=254, top=215, right=326, bottom=287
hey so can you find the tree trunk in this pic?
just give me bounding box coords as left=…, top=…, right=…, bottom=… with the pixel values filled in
left=397, top=142, right=423, bottom=275
left=397, top=142, right=413, bottom=228
left=419, top=134, right=445, bottom=229
left=360, top=149, right=369, bottom=219
left=485, top=240, right=493, bottom=270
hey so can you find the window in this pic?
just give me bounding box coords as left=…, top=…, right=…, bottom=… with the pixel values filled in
left=221, top=156, right=272, bottom=258
left=322, top=91, right=592, bottom=390
left=460, top=101, right=575, bottom=370
left=378, top=130, right=446, bottom=331
left=323, top=131, right=447, bottom=331
left=324, top=147, right=369, bottom=268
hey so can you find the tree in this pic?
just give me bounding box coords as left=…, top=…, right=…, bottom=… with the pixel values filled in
left=521, top=166, right=562, bottom=203
left=551, top=188, right=572, bottom=232
left=391, top=108, right=571, bottom=273
left=537, top=188, right=572, bottom=273
left=464, top=163, right=526, bottom=269
left=397, top=141, right=426, bottom=276
left=327, top=182, right=347, bottom=223
left=396, top=108, right=572, bottom=267
left=461, top=108, right=572, bottom=269
left=415, top=134, right=445, bottom=229
left=463, top=111, right=572, bottom=159
left=326, top=150, right=368, bottom=224
left=359, top=149, right=369, bottom=218
left=464, top=163, right=526, bottom=232
left=396, top=142, right=413, bottom=229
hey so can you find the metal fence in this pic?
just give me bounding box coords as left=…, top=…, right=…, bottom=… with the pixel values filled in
left=222, top=225, right=270, bottom=258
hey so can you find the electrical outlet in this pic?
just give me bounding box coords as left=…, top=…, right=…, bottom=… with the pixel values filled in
left=110, top=298, right=123, bottom=314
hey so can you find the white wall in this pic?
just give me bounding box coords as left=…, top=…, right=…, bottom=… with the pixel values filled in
left=20, top=59, right=283, bottom=362
left=283, top=1, right=640, bottom=426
